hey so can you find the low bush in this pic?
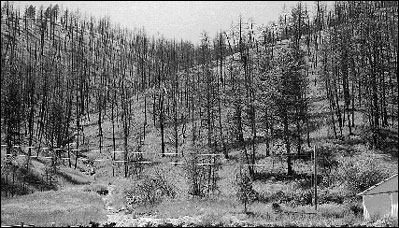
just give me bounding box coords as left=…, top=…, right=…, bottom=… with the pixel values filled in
left=317, top=188, right=345, bottom=204
left=259, top=189, right=312, bottom=206
left=318, top=203, right=348, bottom=218
left=235, top=167, right=259, bottom=213
left=183, top=147, right=220, bottom=197
left=200, top=212, right=225, bottom=227
left=334, top=150, right=393, bottom=193
left=294, top=189, right=313, bottom=205
left=346, top=202, right=363, bottom=216
left=124, top=173, right=177, bottom=211
left=374, top=215, right=399, bottom=227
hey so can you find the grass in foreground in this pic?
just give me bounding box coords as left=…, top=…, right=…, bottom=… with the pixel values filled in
left=127, top=196, right=367, bottom=226
left=1, top=186, right=107, bottom=227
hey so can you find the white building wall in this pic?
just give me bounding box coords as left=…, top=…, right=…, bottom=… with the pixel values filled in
left=391, top=192, right=398, bottom=217
left=363, top=193, right=392, bottom=220
left=363, top=197, right=370, bottom=220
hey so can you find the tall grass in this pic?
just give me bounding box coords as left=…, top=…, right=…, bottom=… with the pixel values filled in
left=1, top=187, right=107, bottom=227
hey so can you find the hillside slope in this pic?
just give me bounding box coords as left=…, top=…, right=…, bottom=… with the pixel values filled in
left=1, top=1, right=398, bottom=226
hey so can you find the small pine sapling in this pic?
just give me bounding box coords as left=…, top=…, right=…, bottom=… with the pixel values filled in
left=235, top=165, right=258, bottom=214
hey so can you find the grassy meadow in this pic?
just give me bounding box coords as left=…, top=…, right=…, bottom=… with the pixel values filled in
left=1, top=187, right=107, bottom=227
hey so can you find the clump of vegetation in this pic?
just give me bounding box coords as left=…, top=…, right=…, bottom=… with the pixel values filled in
left=315, top=145, right=339, bottom=184
left=124, top=170, right=177, bottom=211
left=346, top=202, right=363, bottom=217
left=200, top=212, right=225, bottom=227
left=183, top=146, right=220, bottom=198
left=235, top=166, right=258, bottom=213
left=259, top=188, right=313, bottom=206
left=317, top=188, right=345, bottom=204
left=183, top=149, right=208, bottom=197
left=374, top=215, right=399, bottom=227
left=334, top=150, right=393, bottom=193
left=42, top=166, right=59, bottom=187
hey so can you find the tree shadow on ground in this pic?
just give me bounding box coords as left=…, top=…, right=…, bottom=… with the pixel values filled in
left=1, top=165, right=58, bottom=197
left=253, top=171, right=323, bottom=185
left=56, top=171, right=91, bottom=185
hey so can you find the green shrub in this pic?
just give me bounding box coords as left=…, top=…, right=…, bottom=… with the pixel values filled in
left=183, top=151, right=207, bottom=197
left=317, top=189, right=345, bottom=204
left=183, top=147, right=220, bottom=197
left=295, top=189, right=313, bottom=205
left=318, top=203, right=348, bottom=218
left=262, top=189, right=285, bottom=203
left=375, top=215, right=399, bottom=227
left=261, top=189, right=312, bottom=206
left=335, top=151, right=393, bottom=193
left=346, top=202, right=363, bottom=216
left=200, top=213, right=224, bottom=227
left=235, top=167, right=258, bottom=213
left=316, top=145, right=339, bottom=178
left=124, top=173, right=176, bottom=211
left=342, top=213, right=360, bottom=225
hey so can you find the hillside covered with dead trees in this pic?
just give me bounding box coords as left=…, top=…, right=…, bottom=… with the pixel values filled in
left=1, top=1, right=398, bottom=227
